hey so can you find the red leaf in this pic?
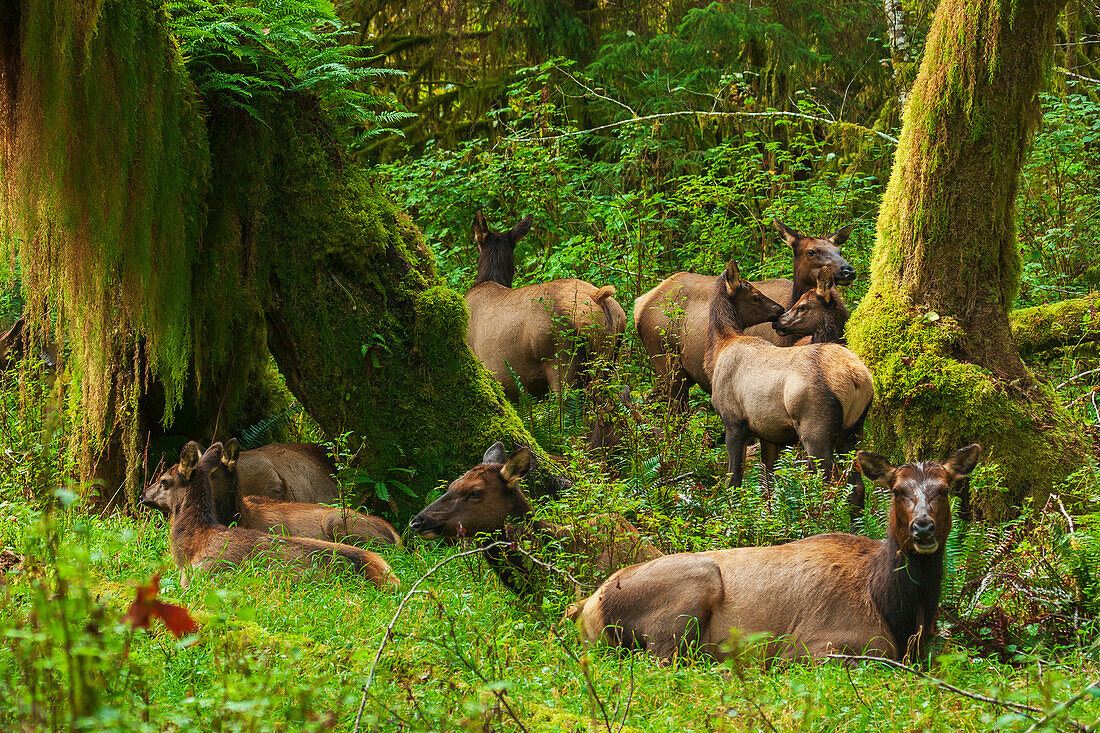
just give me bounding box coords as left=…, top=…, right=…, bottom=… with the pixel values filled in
left=125, top=574, right=198, bottom=639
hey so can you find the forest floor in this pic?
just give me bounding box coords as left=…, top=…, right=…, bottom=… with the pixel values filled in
left=2, top=456, right=1099, bottom=732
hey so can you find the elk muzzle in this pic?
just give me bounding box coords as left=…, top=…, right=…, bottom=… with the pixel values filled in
left=909, top=516, right=938, bottom=553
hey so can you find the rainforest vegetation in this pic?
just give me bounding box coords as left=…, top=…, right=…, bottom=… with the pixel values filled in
left=2, top=0, right=1100, bottom=730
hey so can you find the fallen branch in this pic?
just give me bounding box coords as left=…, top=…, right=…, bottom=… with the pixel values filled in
left=508, top=110, right=899, bottom=145
left=826, top=654, right=1089, bottom=733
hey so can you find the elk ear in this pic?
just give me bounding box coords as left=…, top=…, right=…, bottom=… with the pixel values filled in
left=510, top=214, right=534, bottom=244
left=825, top=223, right=855, bottom=246
left=222, top=438, right=240, bottom=472
left=723, top=258, right=742, bottom=295
left=178, top=441, right=202, bottom=481
left=500, top=446, right=534, bottom=488
left=482, top=441, right=507, bottom=465
left=773, top=219, right=800, bottom=246
left=199, top=442, right=224, bottom=473
left=816, top=266, right=834, bottom=301
left=473, top=211, right=489, bottom=245
left=857, top=450, right=896, bottom=488
left=943, top=444, right=981, bottom=483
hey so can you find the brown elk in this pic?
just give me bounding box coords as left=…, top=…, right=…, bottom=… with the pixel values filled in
left=408, top=442, right=662, bottom=596
left=773, top=266, right=849, bottom=345
left=155, top=442, right=398, bottom=589
left=633, top=220, right=855, bottom=407
left=586, top=385, right=663, bottom=456
left=465, top=213, right=627, bottom=401
left=567, top=445, right=980, bottom=662
left=142, top=438, right=401, bottom=547
left=706, top=258, right=873, bottom=499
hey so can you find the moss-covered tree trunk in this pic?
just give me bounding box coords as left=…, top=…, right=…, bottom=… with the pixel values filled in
left=0, top=1, right=563, bottom=510
left=848, top=0, right=1086, bottom=518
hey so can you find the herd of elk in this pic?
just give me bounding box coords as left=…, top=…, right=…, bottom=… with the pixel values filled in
left=567, top=445, right=980, bottom=662
left=409, top=442, right=662, bottom=596
left=706, top=258, right=874, bottom=505
left=633, top=220, right=856, bottom=408
left=465, top=213, right=627, bottom=401
left=150, top=442, right=398, bottom=589
left=142, top=438, right=401, bottom=548
left=133, top=209, right=987, bottom=671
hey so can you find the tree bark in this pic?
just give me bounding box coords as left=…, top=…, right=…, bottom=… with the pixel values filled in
left=1010, top=293, right=1100, bottom=356
left=848, top=0, right=1086, bottom=519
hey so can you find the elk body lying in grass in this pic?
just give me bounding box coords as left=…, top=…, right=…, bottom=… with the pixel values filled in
left=152, top=442, right=398, bottom=589
left=568, top=445, right=980, bottom=662
left=706, top=258, right=873, bottom=505
left=143, top=438, right=401, bottom=548
left=773, top=266, right=850, bottom=345
left=408, top=443, right=662, bottom=596
left=465, top=213, right=627, bottom=401
left=633, top=220, right=856, bottom=407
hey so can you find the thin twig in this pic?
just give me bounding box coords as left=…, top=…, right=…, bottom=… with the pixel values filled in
left=825, top=654, right=1089, bottom=732
left=1055, top=367, right=1100, bottom=390
left=509, top=110, right=899, bottom=145
left=352, top=542, right=510, bottom=733
left=1057, top=66, right=1100, bottom=85
left=555, top=65, right=637, bottom=117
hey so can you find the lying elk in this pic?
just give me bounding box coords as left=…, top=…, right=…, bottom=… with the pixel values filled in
left=706, top=258, right=872, bottom=504
left=465, top=213, right=627, bottom=401
left=567, top=445, right=980, bottom=662
left=149, top=441, right=341, bottom=518
left=142, top=438, right=401, bottom=547
left=633, top=220, right=855, bottom=407
left=773, top=266, right=849, bottom=345
left=156, top=442, right=398, bottom=588
left=408, top=443, right=662, bottom=596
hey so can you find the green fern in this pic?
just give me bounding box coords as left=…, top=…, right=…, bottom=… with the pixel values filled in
left=165, top=0, right=414, bottom=148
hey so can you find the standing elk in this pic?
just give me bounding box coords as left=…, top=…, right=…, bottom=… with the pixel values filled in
left=408, top=442, right=661, bottom=596
left=465, top=213, right=627, bottom=401
left=706, top=258, right=873, bottom=503
left=142, top=438, right=401, bottom=548
left=155, top=442, right=398, bottom=589
left=567, top=445, right=981, bottom=662
left=633, top=220, right=855, bottom=407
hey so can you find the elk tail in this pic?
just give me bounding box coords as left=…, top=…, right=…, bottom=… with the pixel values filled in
left=593, top=286, right=627, bottom=341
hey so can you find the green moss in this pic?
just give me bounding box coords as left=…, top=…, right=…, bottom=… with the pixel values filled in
left=849, top=291, right=1086, bottom=519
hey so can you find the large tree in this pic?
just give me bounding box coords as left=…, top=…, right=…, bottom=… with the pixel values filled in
left=848, top=0, right=1086, bottom=518
left=0, top=0, right=565, bottom=509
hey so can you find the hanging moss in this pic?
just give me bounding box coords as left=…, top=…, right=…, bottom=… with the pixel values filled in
left=0, top=0, right=210, bottom=495
left=848, top=0, right=1084, bottom=518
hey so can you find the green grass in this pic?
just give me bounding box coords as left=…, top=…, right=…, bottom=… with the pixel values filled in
left=2, top=483, right=1099, bottom=732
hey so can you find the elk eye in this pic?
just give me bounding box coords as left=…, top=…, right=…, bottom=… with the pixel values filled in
left=468, top=490, right=483, bottom=500
left=797, top=305, right=805, bottom=312
left=807, top=249, right=817, bottom=256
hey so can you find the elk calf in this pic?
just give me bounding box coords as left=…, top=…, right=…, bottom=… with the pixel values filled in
left=409, top=443, right=662, bottom=596
left=568, top=445, right=980, bottom=662
left=142, top=439, right=401, bottom=547
left=152, top=442, right=398, bottom=589
left=773, top=266, right=849, bottom=344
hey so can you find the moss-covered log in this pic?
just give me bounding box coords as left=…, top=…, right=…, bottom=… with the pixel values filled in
left=1011, top=293, right=1100, bottom=356
left=0, top=1, right=563, bottom=509
left=848, top=0, right=1086, bottom=519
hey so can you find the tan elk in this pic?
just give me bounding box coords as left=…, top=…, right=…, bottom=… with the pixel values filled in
left=155, top=442, right=398, bottom=588
left=567, top=445, right=981, bottom=662
left=706, top=258, right=873, bottom=502
left=408, top=442, right=661, bottom=596
left=465, top=213, right=627, bottom=401
left=142, top=438, right=401, bottom=547
left=773, top=266, right=850, bottom=345
left=633, top=220, right=855, bottom=407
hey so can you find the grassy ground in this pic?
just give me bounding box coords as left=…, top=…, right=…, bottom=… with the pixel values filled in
left=2, top=464, right=1098, bottom=732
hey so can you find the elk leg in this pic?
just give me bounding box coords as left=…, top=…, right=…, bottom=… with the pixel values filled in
left=724, top=421, right=748, bottom=487
left=759, top=440, right=779, bottom=489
